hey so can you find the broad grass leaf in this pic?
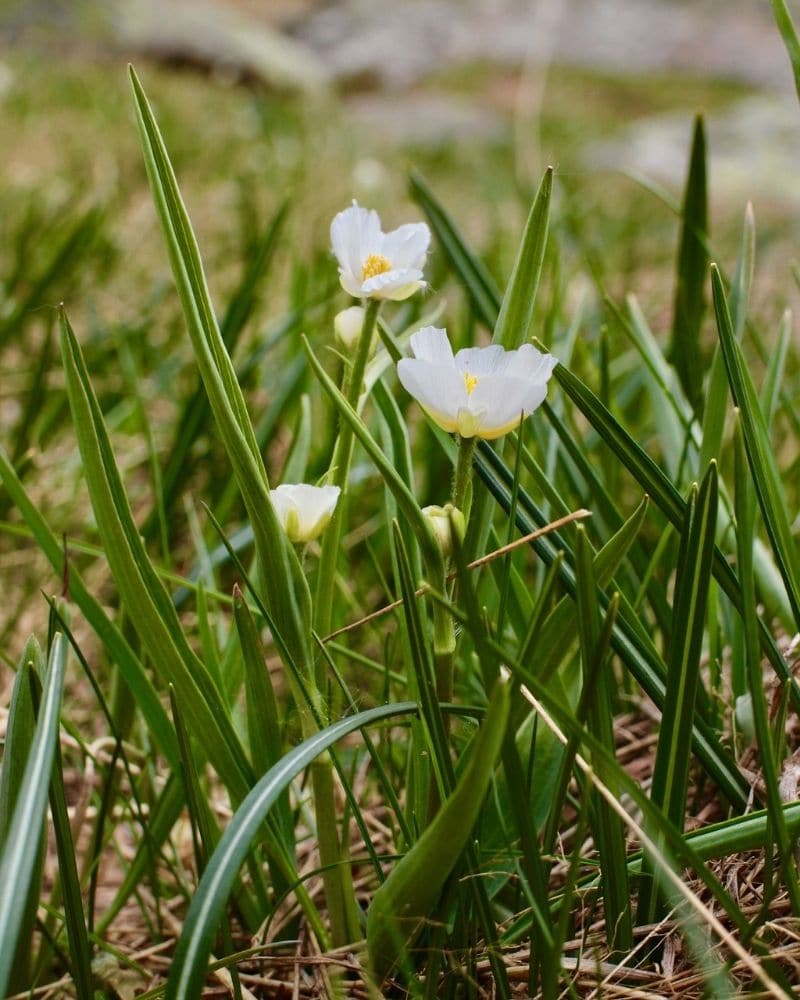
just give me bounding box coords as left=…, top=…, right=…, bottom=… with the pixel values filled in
left=165, top=703, right=420, bottom=1000
left=366, top=672, right=511, bottom=985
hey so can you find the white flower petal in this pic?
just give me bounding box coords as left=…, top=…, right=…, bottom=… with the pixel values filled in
left=514, top=343, right=559, bottom=382
left=330, top=202, right=382, bottom=281
left=397, top=358, right=465, bottom=432
left=468, top=375, right=548, bottom=437
left=339, top=270, right=364, bottom=298
left=380, top=222, right=431, bottom=270
left=454, top=344, right=509, bottom=376
left=409, top=326, right=455, bottom=365
left=360, top=267, right=424, bottom=300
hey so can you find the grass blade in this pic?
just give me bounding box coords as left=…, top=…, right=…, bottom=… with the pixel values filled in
left=734, top=414, right=800, bottom=915
left=670, top=115, right=708, bottom=416
left=129, top=65, right=311, bottom=671
left=165, top=702, right=420, bottom=1000
left=772, top=0, right=800, bottom=102
left=60, top=308, right=253, bottom=800
left=0, top=639, right=46, bottom=994
left=574, top=528, right=632, bottom=956
left=638, top=462, right=718, bottom=926
left=0, top=633, right=67, bottom=998
left=493, top=167, right=552, bottom=349
left=711, top=264, right=800, bottom=632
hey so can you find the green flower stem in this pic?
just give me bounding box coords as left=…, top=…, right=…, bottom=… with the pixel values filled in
left=310, top=757, right=360, bottom=948
left=452, top=434, right=477, bottom=517
left=310, top=298, right=379, bottom=951
left=314, top=299, right=381, bottom=653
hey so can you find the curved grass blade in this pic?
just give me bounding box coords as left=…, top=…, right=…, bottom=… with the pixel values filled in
left=711, top=264, right=800, bottom=632
left=493, top=167, right=552, bottom=349
left=0, top=633, right=66, bottom=998
left=157, top=200, right=289, bottom=531
left=638, top=462, right=718, bottom=926
left=165, top=702, right=420, bottom=1000
left=366, top=671, right=511, bottom=985
left=129, top=65, right=311, bottom=670
left=670, top=115, right=708, bottom=417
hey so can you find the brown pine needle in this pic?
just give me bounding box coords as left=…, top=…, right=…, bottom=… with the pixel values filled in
left=322, top=507, right=591, bottom=642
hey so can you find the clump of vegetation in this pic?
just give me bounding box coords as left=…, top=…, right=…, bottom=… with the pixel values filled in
left=3, top=6, right=800, bottom=997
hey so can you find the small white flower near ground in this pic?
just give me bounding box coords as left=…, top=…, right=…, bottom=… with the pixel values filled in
left=397, top=326, right=557, bottom=440
left=330, top=202, right=430, bottom=301
left=270, top=484, right=341, bottom=543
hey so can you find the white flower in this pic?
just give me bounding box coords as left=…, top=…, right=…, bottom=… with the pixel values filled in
left=270, top=484, right=341, bottom=543
left=397, top=326, right=557, bottom=440
left=334, top=305, right=366, bottom=351
left=330, top=201, right=430, bottom=301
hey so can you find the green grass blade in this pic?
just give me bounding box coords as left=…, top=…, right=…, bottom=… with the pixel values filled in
left=638, top=462, right=718, bottom=926
left=574, top=528, right=632, bottom=955
left=670, top=115, right=708, bottom=416
left=128, top=65, right=311, bottom=670
left=165, top=702, right=420, bottom=1000
left=0, top=633, right=67, bottom=998
left=493, top=167, right=552, bottom=348
left=772, top=0, right=800, bottom=102
left=366, top=671, right=511, bottom=985
left=549, top=357, right=797, bottom=703
left=157, top=201, right=289, bottom=526
left=60, top=309, right=253, bottom=800
left=0, top=639, right=46, bottom=994
left=711, top=264, right=800, bottom=631
left=760, top=308, right=791, bottom=428
left=734, top=415, right=800, bottom=915
left=700, top=201, right=754, bottom=468
left=47, top=695, right=94, bottom=1000
left=475, top=441, right=751, bottom=810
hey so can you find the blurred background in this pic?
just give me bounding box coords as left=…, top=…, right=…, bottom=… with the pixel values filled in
left=1, top=0, right=798, bottom=307
left=1, top=1, right=799, bottom=635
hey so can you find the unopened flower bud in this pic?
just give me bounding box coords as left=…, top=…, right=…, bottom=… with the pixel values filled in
left=422, top=503, right=466, bottom=557
left=334, top=306, right=366, bottom=351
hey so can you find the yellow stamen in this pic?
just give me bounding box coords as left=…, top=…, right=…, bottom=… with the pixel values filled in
left=361, top=253, right=392, bottom=281
left=463, top=371, right=478, bottom=395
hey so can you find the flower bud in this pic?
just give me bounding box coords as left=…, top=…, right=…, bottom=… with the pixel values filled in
left=422, top=503, right=466, bottom=557
left=334, top=306, right=366, bottom=351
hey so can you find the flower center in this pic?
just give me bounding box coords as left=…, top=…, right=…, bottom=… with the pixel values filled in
left=463, top=371, right=478, bottom=395
left=361, top=253, right=392, bottom=281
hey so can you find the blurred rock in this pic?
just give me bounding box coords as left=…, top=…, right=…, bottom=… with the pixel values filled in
left=0, top=0, right=330, bottom=94
left=114, top=0, right=329, bottom=92
left=586, top=94, right=800, bottom=206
